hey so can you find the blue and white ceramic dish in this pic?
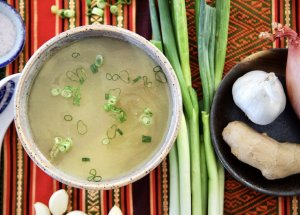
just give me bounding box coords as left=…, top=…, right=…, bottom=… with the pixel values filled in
left=0, top=1, right=25, bottom=68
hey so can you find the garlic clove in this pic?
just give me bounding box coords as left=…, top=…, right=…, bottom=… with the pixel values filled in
left=108, top=205, right=123, bottom=215
left=48, top=189, right=69, bottom=215
left=232, top=70, right=286, bottom=125
left=66, top=211, right=87, bottom=215
left=34, top=202, right=51, bottom=215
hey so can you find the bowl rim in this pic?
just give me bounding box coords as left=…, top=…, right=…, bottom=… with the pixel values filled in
left=0, top=1, right=26, bottom=68
left=14, top=24, right=182, bottom=190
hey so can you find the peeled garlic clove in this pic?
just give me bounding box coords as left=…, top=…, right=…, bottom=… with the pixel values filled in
left=232, top=70, right=286, bottom=125
left=66, top=211, right=87, bottom=215
left=34, top=202, right=51, bottom=215
left=108, top=205, right=123, bottom=215
left=48, top=189, right=69, bottom=215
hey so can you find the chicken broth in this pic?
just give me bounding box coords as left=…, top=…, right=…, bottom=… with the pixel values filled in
left=28, top=37, right=171, bottom=181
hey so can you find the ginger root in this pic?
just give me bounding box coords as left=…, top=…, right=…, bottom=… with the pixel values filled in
left=222, top=121, right=300, bottom=180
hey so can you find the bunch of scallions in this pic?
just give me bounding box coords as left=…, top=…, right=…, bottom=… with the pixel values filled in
left=149, top=0, right=230, bottom=214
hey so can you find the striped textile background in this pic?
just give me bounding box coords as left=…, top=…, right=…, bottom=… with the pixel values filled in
left=1, top=0, right=300, bottom=214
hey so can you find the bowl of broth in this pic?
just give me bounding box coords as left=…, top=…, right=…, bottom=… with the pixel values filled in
left=14, top=25, right=182, bottom=189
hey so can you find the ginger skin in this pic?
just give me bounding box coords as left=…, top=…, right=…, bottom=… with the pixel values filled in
left=222, top=121, right=300, bottom=180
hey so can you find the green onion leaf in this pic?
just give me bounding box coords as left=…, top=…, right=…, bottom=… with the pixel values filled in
left=90, top=64, right=98, bottom=74
left=95, top=54, right=104, bottom=67
left=64, top=114, right=73, bottom=121
left=77, top=120, right=88, bottom=135
left=51, top=87, right=61, bottom=96
left=142, top=135, right=152, bottom=143
left=132, top=75, right=142, bottom=83
left=82, top=157, right=91, bottom=162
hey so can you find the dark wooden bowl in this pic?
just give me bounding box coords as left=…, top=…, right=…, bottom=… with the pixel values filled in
left=210, top=48, right=300, bottom=196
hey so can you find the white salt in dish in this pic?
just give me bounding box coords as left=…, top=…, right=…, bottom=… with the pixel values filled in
left=0, top=1, right=25, bottom=68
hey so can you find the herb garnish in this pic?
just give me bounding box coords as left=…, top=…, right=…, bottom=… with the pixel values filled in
left=142, top=135, right=152, bottom=143
left=153, top=66, right=167, bottom=83
left=50, top=137, right=73, bottom=159
left=87, top=169, right=102, bottom=182
left=77, top=120, right=88, bottom=135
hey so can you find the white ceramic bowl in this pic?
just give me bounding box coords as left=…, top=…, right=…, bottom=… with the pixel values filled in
left=0, top=1, right=25, bottom=68
left=14, top=25, right=182, bottom=190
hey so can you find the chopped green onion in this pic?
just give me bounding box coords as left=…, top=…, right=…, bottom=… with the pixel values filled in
left=64, top=114, right=73, bottom=121
left=77, top=120, right=88, bottom=135
left=95, top=54, right=104, bottom=67
left=101, top=138, right=110, bottom=145
left=90, top=64, right=98, bottom=74
left=116, top=128, right=123, bottom=135
left=110, top=5, right=118, bottom=15
left=142, top=135, right=152, bottom=143
left=132, top=76, right=142, bottom=83
left=82, top=157, right=91, bottom=162
left=61, top=86, right=73, bottom=98
left=144, top=108, right=153, bottom=116
left=139, top=108, right=153, bottom=125
left=50, top=137, right=73, bottom=159
left=72, top=87, right=81, bottom=106
left=153, top=66, right=167, bottom=83
left=112, top=74, right=119, bottom=81
left=107, top=124, right=118, bottom=139
left=119, top=70, right=130, bottom=83
left=72, top=52, right=80, bottom=58
left=87, top=169, right=102, bottom=182
left=105, top=93, right=110, bottom=100
left=141, top=116, right=152, bottom=125
left=54, top=136, right=63, bottom=144
left=66, top=68, right=87, bottom=85
left=51, top=87, right=61, bottom=96
left=143, top=76, right=152, bottom=87
left=92, top=7, right=104, bottom=17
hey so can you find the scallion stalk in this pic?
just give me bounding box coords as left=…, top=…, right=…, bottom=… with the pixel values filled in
left=171, top=0, right=192, bottom=86
left=214, top=0, right=230, bottom=89
left=169, top=144, right=180, bottom=215
left=177, top=114, right=191, bottom=215
left=202, top=111, right=219, bottom=215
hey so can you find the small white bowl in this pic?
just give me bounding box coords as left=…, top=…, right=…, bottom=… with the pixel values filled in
left=0, top=1, right=25, bottom=68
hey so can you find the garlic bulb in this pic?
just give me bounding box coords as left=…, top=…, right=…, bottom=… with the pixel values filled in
left=232, top=70, right=286, bottom=125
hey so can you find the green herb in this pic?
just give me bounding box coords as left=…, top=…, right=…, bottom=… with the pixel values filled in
left=50, top=137, right=73, bottom=159
left=61, top=86, right=73, bottom=98
left=87, top=169, right=102, bottom=182
left=142, top=135, right=152, bottom=143
left=118, top=70, right=130, bottom=83
left=143, top=76, right=152, bottom=88
left=139, top=108, right=153, bottom=125
left=66, top=68, right=87, bottom=85
left=64, top=114, right=73, bottom=121
left=132, top=75, right=142, bottom=83
left=90, top=64, right=98, bottom=74
left=116, top=128, right=123, bottom=135
left=71, top=52, right=80, bottom=58
left=90, top=54, right=104, bottom=73
left=72, top=87, right=81, bottom=106
left=82, top=157, right=91, bottom=162
left=153, top=66, right=167, bottom=83
left=104, top=89, right=127, bottom=123
left=51, top=87, right=61, bottom=96
left=101, top=138, right=110, bottom=145
left=95, top=54, right=104, bottom=67
left=101, top=124, right=123, bottom=145
left=77, top=120, right=88, bottom=135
